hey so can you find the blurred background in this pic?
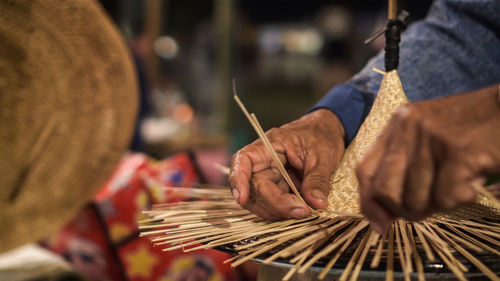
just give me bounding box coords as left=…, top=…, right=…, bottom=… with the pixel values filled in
left=1, top=1, right=439, bottom=281
left=101, top=0, right=432, bottom=163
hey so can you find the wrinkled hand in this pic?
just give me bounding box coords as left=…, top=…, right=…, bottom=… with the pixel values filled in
left=229, top=109, right=345, bottom=220
left=357, top=85, right=500, bottom=233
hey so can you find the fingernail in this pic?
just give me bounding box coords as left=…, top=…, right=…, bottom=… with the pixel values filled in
left=291, top=208, right=307, bottom=218
left=311, top=189, right=326, bottom=205
left=231, top=188, right=240, bottom=203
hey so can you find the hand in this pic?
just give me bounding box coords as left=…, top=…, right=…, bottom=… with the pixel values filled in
left=356, top=85, right=500, bottom=233
left=229, top=109, right=346, bottom=220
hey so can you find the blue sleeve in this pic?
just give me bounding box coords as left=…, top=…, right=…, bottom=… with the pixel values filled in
left=311, top=0, right=500, bottom=144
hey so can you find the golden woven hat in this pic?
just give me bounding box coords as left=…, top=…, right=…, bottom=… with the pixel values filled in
left=0, top=0, right=138, bottom=252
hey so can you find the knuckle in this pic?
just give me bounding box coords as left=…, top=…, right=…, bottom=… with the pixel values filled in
left=306, top=173, right=330, bottom=189
left=393, top=105, right=420, bottom=122
left=266, top=127, right=281, bottom=137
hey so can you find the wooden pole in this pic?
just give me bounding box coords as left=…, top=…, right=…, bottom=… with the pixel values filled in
left=388, top=0, right=397, bottom=20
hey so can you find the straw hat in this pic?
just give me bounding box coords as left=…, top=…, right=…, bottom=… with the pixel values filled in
left=0, top=0, right=138, bottom=252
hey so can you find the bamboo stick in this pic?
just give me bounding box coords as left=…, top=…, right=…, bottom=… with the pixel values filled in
left=370, top=232, right=386, bottom=268
left=407, top=224, right=425, bottom=281
left=349, top=230, right=376, bottom=281
left=233, top=83, right=307, bottom=207
left=386, top=226, right=394, bottom=281
left=338, top=230, right=371, bottom=281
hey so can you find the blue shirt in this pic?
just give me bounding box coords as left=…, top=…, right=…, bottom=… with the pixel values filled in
left=311, top=0, right=500, bottom=144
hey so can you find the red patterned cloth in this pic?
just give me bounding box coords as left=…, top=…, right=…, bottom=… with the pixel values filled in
left=42, top=153, right=239, bottom=281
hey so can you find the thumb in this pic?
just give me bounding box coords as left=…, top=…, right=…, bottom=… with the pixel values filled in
left=301, top=169, right=332, bottom=210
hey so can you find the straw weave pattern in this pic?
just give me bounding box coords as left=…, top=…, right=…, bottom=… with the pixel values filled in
left=327, top=70, right=408, bottom=213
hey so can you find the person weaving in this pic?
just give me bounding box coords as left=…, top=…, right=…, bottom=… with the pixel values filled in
left=228, top=0, right=500, bottom=233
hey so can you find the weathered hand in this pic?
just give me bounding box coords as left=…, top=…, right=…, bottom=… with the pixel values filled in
left=356, top=85, right=500, bottom=233
left=229, top=109, right=346, bottom=220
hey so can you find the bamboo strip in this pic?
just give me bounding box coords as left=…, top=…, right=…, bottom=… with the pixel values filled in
left=283, top=252, right=309, bottom=281
left=407, top=224, right=425, bottom=281
left=298, top=220, right=369, bottom=273
left=420, top=222, right=457, bottom=264
left=338, top=229, right=371, bottom=281
left=232, top=239, right=286, bottom=267
left=349, top=230, right=376, bottom=281
left=447, top=225, right=500, bottom=256
left=413, top=223, right=436, bottom=262
left=239, top=218, right=334, bottom=252
left=318, top=231, right=357, bottom=280
left=223, top=255, right=240, bottom=264
left=386, top=226, right=394, bottom=281
left=419, top=224, right=467, bottom=279
left=372, top=67, right=387, bottom=75
left=437, top=228, right=500, bottom=281
left=233, top=86, right=306, bottom=206
left=394, top=222, right=410, bottom=281
left=370, top=232, right=386, bottom=268
left=281, top=219, right=353, bottom=260
left=423, top=232, right=467, bottom=281
left=398, top=220, right=413, bottom=273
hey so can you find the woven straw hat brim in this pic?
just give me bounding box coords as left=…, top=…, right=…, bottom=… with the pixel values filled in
left=0, top=0, right=138, bottom=252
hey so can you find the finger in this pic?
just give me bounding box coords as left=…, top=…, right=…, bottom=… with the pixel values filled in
left=402, top=125, right=434, bottom=219
left=357, top=128, right=393, bottom=232
left=228, top=139, right=286, bottom=205
left=372, top=111, right=416, bottom=219
left=300, top=156, right=333, bottom=210
left=245, top=172, right=310, bottom=219
left=432, top=155, right=477, bottom=211
left=361, top=190, right=395, bottom=234
left=229, top=150, right=254, bottom=205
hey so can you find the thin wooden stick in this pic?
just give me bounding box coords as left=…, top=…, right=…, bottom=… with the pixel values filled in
left=413, top=223, right=436, bottom=262
left=386, top=225, right=394, bottom=281
left=349, top=230, right=376, bottom=281
left=472, top=182, right=500, bottom=210
left=223, top=255, right=240, bottom=264
left=437, top=229, right=500, bottom=281
left=318, top=230, right=357, bottom=280
left=447, top=225, right=500, bottom=256
left=388, top=0, right=397, bottom=20
left=372, top=67, right=387, bottom=75
left=299, top=220, right=369, bottom=273
left=370, top=232, right=386, bottom=268
left=339, top=229, right=372, bottom=281
left=407, top=225, right=425, bottom=281
left=232, top=81, right=307, bottom=207
left=213, top=162, right=230, bottom=175
left=398, top=220, right=413, bottom=273
left=250, top=113, right=308, bottom=207
left=394, top=222, right=410, bottom=281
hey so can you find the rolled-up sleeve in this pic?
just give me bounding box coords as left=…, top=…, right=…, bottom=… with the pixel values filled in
left=310, top=0, right=500, bottom=145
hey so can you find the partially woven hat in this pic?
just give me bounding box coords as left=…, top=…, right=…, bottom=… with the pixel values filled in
left=327, top=70, right=497, bottom=219
left=328, top=70, right=408, bottom=214
left=0, top=0, right=138, bottom=252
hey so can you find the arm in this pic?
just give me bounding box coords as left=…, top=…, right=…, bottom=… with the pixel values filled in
left=312, top=0, right=500, bottom=145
